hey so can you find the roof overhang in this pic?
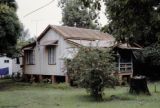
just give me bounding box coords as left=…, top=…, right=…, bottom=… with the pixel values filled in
left=40, top=40, right=58, bottom=46
left=23, top=47, right=34, bottom=50
left=67, top=39, right=115, bottom=48
left=22, top=42, right=36, bottom=51
left=115, top=43, right=142, bottom=50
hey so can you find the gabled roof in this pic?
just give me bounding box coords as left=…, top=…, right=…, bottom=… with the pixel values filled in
left=22, top=25, right=115, bottom=49
left=37, top=25, right=115, bottom=41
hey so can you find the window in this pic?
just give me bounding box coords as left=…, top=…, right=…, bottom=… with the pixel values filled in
left=48, top=46, right=56, bottom=65
left=16, top=57, right=20, bottom=64
left=4, top=60, right=9, bottom=63
left=26, top=50, right=35, bottom=65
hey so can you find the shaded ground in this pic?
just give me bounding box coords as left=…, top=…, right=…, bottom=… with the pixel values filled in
left=0, top=79, right=15, bottom=91
left=0, top=79, right=30, bottom=91
left=0, top=79, right=160, bottom=108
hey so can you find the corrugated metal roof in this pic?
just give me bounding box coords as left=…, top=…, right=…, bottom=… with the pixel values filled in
left=23, top=25, right=115, bottom=49
left=51, top=25, right=115, bottom=41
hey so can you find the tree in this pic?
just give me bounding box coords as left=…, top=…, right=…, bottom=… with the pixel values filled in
left=66, top=47, right=115, bottom=101
left=16, top=28, right=32, bottom=56
left=105, top=0, right=160, bottom=46
left=0, top=2, right=22, bottom=56
left=80, top=0, right=160, bottom=80
left=60, top=0, right=99, bottom=29
left=0, top=0, right=17, bottom=10
left=134, top=43, right=160, bottom=80
left=81, top=0, right=160, bottom=46
left=103, top=0, right=160, bottom=80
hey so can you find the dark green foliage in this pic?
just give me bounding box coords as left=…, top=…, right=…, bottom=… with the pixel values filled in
left=134, top=44, right=160, bottom=80
left=132, top=43, right=160, bottom=80
left=60, top=0, right=98, bottom=29
left=80, top=0, right=160, bottom=46
left=0, top=4, right=22, bottom=56
left=104, top=0, right=160, bottom=46
left=0, top=0, right=17, bottom=10
left=66, top=47, right=115, bottom=100
left=81, top=0, right=101, bottom=10
left=16, top=29, right=32, bottom=56
left=143, top=44, right=160, bottom=66
left=80, top=0, right=160, bottom=80
left=103, top=0, right=160, bottom=80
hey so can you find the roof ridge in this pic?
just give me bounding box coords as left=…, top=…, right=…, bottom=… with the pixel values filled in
left=51, top=25, right=99, bottom=31
left=51, top=25, right=114, bottom=40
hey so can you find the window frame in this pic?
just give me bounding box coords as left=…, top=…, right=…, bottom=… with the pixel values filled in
left=16, top=57, right=20, bottom=64
left=25, top=50, right=35, bottom=65
left=4, top=60, right=9, bottom=63
left=48, top=46, right=56, bottom=65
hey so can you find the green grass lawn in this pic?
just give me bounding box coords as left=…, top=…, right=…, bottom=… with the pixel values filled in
left=0, top=79, right=160, bottom=108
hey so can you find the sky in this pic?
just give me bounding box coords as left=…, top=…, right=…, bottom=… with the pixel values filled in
left=16, top=0, right=107, bottom=37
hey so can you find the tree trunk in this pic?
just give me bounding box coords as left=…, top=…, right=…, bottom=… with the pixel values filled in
left=129, top=76, right=150, bottom=95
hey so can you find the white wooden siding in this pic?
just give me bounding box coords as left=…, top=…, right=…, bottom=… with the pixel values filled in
left=0, top=56, right=12, bottom=75
left=24, top=29, right=72, bottom=76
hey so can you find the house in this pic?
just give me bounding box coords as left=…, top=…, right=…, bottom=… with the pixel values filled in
left=113, top=43, right=141, bottom=84
left=12, top=57, right=23, bottom=73
left=22, top=25, right=140, bottom=84
left=0, top=54, right=12, bottom=77
left=0, top=54, right=23, bottom=78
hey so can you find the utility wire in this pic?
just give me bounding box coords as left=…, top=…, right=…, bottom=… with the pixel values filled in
left=23, top=0, right=55, bottom=18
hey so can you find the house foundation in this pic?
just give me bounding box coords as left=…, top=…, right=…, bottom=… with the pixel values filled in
left=39, top=75, right=43, bottom=82
left=51, top=75, right=56, bottom=83
left=24, top=74, right=69, bottom=84
left=65, top=75, right=69, bottom=83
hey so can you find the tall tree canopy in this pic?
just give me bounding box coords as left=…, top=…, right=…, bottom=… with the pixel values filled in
left=0, top=0, right=22, bottom=56
left=16, top=28, right=32, bottom=56
left=81, top=0, right=160, bottom=46
left=105, top=0, right=160, bottom=46
left=0, top=0, right=17, bottom=10
left=80, top=0, right=160, bottom=79
left=60, top=0, right=99, bottom=29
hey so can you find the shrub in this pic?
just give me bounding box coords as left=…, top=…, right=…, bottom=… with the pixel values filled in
left=65, top=47, right=115, bottom=101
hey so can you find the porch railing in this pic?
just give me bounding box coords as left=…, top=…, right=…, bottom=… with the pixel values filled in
left=116, top=62, right=133, bottom=73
